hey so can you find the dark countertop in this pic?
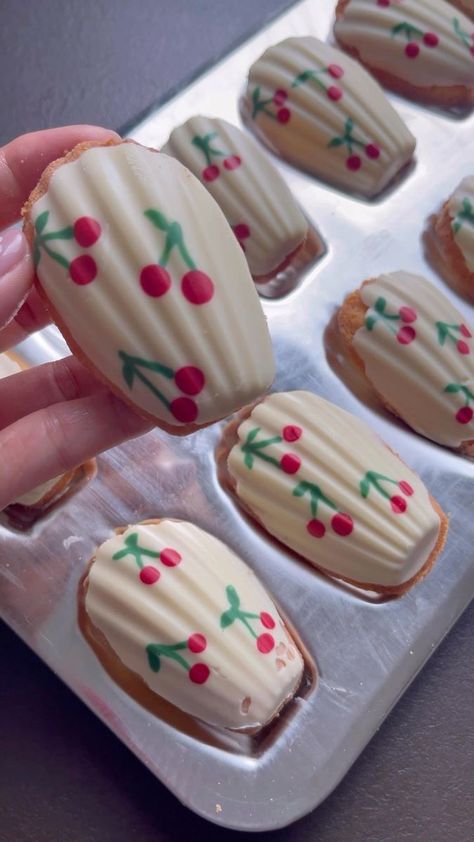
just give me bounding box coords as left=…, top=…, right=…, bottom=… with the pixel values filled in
left=0, top=2, right=472, bottom=840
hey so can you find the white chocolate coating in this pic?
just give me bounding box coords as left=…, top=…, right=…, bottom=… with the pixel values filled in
left=163, top=117, right=308, bottom=277
left=353, top=272, right=474, bottom=447
left=85, top=521, right=303, bottom=731
left=31, top=143, right=275, bottom=428
left=242, top=36, right=415, bottom=197
left=227, top=391, right=440, bottom=588
left=335, top=0, right=474, bottom=89
left=447, top=175, right=474, bottom=273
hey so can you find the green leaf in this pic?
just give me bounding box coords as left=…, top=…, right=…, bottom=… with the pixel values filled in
left=244, top=452, right=254, bottom=470
left=226, top=585, right=240, bottom=610
left=246, top=427, right=260, bottom=444
left=146, top=646, right=161, bottom=672
left=374, top=297, right=386, bottom=315
left=452, top=221, right=461, bottom=234
left=33, top=243, right=41, bottom=268
left=292, top=480, right=309, bottom=498
left=220, top=610, right=234, bottom=629
left=462, top=198, right=472, bottom=214
left=34, top=211, right=49, bottom=235
left=359, top=477, right=370, bottom=498
left=144, top=209, right=169, bottom=231
left=292, top=70, right=312, bottom=87
left=444, top=383, right=462, bottom=393
left=252, top=86, right=261, bottom=106
left=391, top=22, right=408, bottom=36
left=122, top=362, right=135, bottom=390
left=365, top=315, right=376, bottom=331
left=345, top=117, right=353, bottom=133
left=328, top=137, right=343, bottom=148
left=436, top=322, right=448, bottom=345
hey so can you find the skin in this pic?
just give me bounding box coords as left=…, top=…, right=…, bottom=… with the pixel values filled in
left=0, top=126, right=152, bottom=509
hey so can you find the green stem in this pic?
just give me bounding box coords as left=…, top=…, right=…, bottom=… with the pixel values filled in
left=40, top=240, right=70, bottom=270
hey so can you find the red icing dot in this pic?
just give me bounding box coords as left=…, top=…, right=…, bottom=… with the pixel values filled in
left=307, top=518, right=326, bottom=538
left=405, top=43, right=420, bottom=58
left=189, top=663, right=210, bottom=684
left=139, top=566, right=160, bottom=585
left=390, top=495, right=407, bottom=514
left=257, top=633, right=275, bottom=654
left=140, top=264, right=171, bottom=297
left=280, top=453, right=301, bottom=474
left=273, top=89, right=288, bottom=105
left=397, top=325, right=416, bottom=344
left=170, top=397, right=198, bottom=423
left=203, top=164, right=219, bottom=181
left=377, top=0, right=390, bottom=5
left=282, top=424, right=302, bottom=442
left=70, top=255, right=97, bottom=285
left=328, top=86, right=343, bottom=101
left=365, top=143, right=380, bottom=160
left=188, top=633, right=207, bottom=653
left=234, top=223, right=251, bottom=240
left=457, top=340, right=470, bottom=355
left=399, top=306, right=417, bottom=323
left=181, top=270, right=214, bottom=304
left=331, top=513, right=354, bottom=536
left=460, top=324, right=472, bottom=338
left=328, top=64, right=344, bottom=79
left=423, top=32, right=439, bottom=48
left=456, top=406, right=473, bottom=424
left=260, top=612, right=275, bottom=629
left=223, top=155, right=241, bottom=171
left=277, top=107, right=291, bottom=124
left=175, top=366, right=205, bottom=395
left=160, top=547, right=182, bottom=567
left=399, top=481, right=414, bottom=496
left=74, top=216, right=101, bottom=247
left=347, top=155, right=361, bottom=171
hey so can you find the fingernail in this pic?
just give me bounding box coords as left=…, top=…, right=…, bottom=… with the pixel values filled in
left=0, top=228, right=25, bottom=276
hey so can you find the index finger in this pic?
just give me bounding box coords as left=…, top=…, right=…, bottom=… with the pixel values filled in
left=0, top=125, right=120, bottom=229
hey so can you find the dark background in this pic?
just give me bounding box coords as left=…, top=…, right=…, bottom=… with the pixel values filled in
left=0, top=2, right=473, bottom=840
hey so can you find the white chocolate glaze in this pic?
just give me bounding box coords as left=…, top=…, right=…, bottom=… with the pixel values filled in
left=163, top=117, right=308, bottom=277
left=335, top=0, right=474, bottom=90
left=242, top=36, right=415, bottom=197
left=353, top=272, right=474, bottom=447
left=31, top=143, right=275, bottom=428
left=447, top=175, right=474, bottom=273
left=85, top=520, right=303, bottom=731
left=227, top=391, right=441, bottom=588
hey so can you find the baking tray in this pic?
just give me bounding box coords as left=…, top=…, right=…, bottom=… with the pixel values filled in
left=1, top=0, right=473, bottom=832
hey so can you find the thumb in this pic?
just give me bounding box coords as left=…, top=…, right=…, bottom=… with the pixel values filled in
left=0, top=228, right=33, bottom=329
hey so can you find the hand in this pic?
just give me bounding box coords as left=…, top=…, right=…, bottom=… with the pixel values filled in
left=0, top=127, right=152, bottom=509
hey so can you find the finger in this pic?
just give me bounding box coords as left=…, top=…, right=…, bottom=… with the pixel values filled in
left=0, top=356, right=106, bottom=428
left=0, top=229, right=33, bottom=328
left=0, top=286, right=51, bottom=351
left=0, top=125, right=120, bottom=229
left=0, top=392, right=152, bottom=509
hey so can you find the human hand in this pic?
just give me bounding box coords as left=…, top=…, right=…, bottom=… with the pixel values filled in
left=0, top=126, right=152, bottom=509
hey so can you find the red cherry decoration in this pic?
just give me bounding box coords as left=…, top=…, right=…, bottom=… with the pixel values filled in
left=307, top=518, right=326, bottom=538
left=188, top=633, right=207, bottom=653
left=189, top=663, right=210, bottom=684
left=260, top=612, right=275, bottom=629
left=405, top=43, right=420, bottom=58
left=456, top=406, right=473, bottom=424
left=140, top=264, right=171, bottom=297
left=181, top=270, right=214, bottom=304
left=331, top=513, right=354, bottom=536
left=460, top=324, right=472, bottom=338
left=170, top=396, right=198, bottom=423
left=423, top=33, right=439, bottom=48
left=277, top=107, right=291, bottom=124
left=365, top=144, right=380, bottom=160
left=160, top=548, right=182, bottom=567
left=73, top=216, right=101, bottom=247
left=328, top=64, right=344, bottom=79
left=273, top=89, right=288, bottom=106
left=399, top=306, right=417, bottom=323
left=457, top=340, right=470, bottom=355
left=347, top=155, right=361, bottom=171
left=223, top=155, right=241, bottom=171
left=234, top=223, right=250, bottom=240
left=203, top=164, right=219, bottom=182
left=397, top=326, right=416, bottom=345
left=390, top=495, right=407, bottom=514
left=257, top=633, right=275, bottom=654
left=280, top=453, right=301, bottom=474
left=282, top=424, right=302, bottom=442
left=328, top=86, right=343, bottom=101
left=399, top=481, right=414, bottom=496
left=70, top=255, right=97, bottom=285
left=139, top=566, right=160, bottom=585
left=174, top=366, right=205, bottom=395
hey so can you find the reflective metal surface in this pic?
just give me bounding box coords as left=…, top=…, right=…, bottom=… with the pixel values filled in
left=1, top=0, right=473, bottom=831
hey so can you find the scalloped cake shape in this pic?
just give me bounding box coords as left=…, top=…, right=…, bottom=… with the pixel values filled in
left=163, top=116, right=308, bottom=279
left=241, top=36, right=416, bottom=197
left=334, top=0, right=474, bottom=108
left=81, top=519, right=304, bottom=731
left=338, top=271, right=474, bottom=453
left=435, top=175, right=474, bottom=300
left=23, top=141, right=275, bottom=432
